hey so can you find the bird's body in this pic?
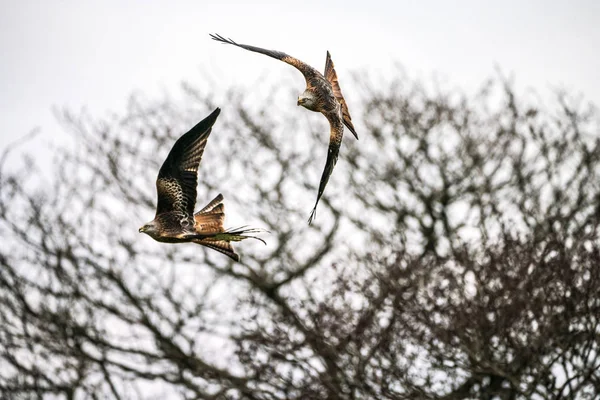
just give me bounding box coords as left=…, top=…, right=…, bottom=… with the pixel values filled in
left=139, top=108, right=264, bottom=261
left=146, top=212, right=192, bottom=242
left=210, top=34, right=358, bottom=223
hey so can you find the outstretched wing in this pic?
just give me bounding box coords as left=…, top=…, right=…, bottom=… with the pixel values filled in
left=324, top=51, right=358, bottom=140
left=192, top=227, right=267, bottom=262
left=308, top=111, right=344, bottom=224
left=155, top=108, right=221, bottom=217
left=210, top=33, right=321, bottom=87
left=193, top=238, right=240, bottom=262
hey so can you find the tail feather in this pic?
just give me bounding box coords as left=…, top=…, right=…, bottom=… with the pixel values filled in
left=194, top=194, right=226, bottom=235
left=217, top=226, right=268, bottom=245
left=324, top=51, right=358, bottom=140
left=344, top=119, right=359, bottom=140
left=192, top=195, right=267, bottom=261
left=197, top=193, right=224, bottom=214
left=202, top=203, right=224, bottom=215
left=194, top=211, right=225, bottom=235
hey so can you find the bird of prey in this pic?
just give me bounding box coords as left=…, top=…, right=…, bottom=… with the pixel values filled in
left=210, top=33, right=358, bottom=224
left=139, top=107, right=264, bottom=262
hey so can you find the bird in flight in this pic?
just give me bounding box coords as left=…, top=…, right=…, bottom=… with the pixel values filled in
left=210, top=33, right=358, bottom=224
left=139, top=107, right=265, bottom=261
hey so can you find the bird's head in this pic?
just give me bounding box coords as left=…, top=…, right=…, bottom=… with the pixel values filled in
left=139, top=221, right=158, bottom=237
left=297, top=91, right=317, bottom=110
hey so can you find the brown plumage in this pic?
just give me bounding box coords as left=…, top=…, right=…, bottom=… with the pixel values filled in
left=139, top=107, right=265, bottom=262
left=210, top=33, right=358, bottom=224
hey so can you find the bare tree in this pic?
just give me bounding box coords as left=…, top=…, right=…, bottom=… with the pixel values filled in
left=0, top=70, right=599, bottom=399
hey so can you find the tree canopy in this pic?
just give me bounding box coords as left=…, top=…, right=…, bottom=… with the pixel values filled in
left=1, top=70, right=599, bottom=399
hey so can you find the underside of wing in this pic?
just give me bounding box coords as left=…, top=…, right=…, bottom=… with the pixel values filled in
left=193, top=238, right=240, bottom=262
left=210, top=33, right=320, bottom=86
left=308, top=113, right=344, bottom=224
left=155, top=108, right=221, bottom=216
left=324, top=51, right=358, bottom=140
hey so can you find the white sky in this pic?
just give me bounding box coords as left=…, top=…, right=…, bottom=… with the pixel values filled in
left=1, top=0, right=599, bottom=153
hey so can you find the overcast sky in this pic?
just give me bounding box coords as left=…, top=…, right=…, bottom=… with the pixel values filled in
left=1, top=0, right=599, bottom=154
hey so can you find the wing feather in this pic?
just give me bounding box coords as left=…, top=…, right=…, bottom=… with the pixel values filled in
left=210, top=33, right=320, bottom=86
left=308, top=112, right=343, bottom=224
left=324, top=51, right=358, bottom=140
left=155, top=108, right=221, bottom=216
left=193, top=238, right=240, bottom=262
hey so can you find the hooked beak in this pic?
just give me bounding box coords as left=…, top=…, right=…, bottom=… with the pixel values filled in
left=139, top=226, right=145, bottom=233
left=297, top=99, right=301, bottom=106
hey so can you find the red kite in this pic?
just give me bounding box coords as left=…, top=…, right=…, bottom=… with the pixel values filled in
left=210, top=34, right=358, bottom=224
left=139, top=108, right=265, bottom=261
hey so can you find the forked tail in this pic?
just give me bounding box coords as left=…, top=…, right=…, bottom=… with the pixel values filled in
left=192, top=194, right=267, bottom=261
left=194, top=193, right=226, bottom=234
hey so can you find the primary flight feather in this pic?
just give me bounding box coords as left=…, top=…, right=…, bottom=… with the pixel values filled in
left=210, top=33, right=358, bottom=224
left=139, top=107, right=265, bottom=261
